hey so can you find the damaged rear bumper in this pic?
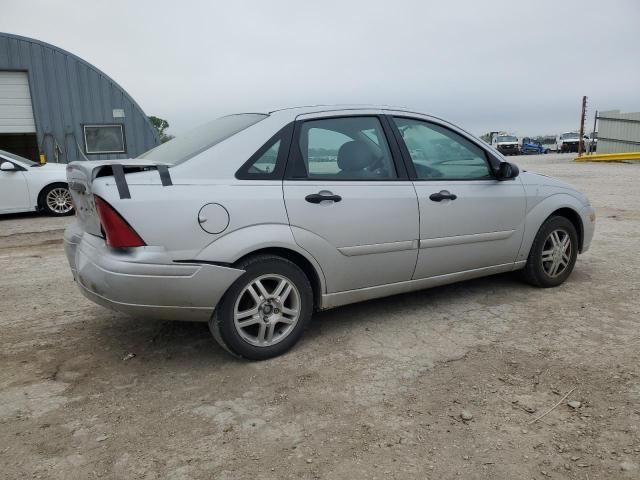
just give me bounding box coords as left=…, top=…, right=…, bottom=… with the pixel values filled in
left=64, top=222, right=244, bottom=322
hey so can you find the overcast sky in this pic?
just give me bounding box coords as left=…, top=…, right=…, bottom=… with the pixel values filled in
left=2, top=0, right=639, bottom=136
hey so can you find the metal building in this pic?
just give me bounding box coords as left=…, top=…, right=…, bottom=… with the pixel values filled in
left=0, top=32, right=159, bottom=163
left=596, top=110, right=640, bottom=154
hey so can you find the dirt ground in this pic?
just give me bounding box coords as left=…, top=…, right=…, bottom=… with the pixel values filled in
left=1, top=153, right=639, bottom=479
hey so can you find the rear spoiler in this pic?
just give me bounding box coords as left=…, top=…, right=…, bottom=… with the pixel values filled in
left=67, top=160, right=172, bottom=199
left=110, top=164, right=172, bottom=199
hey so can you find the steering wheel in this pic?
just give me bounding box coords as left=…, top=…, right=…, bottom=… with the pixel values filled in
left=365, top=154, right=390, bottom=177
left=414, top=163, right=443, bottom=178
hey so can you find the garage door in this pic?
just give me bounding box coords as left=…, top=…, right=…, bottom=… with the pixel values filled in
left=0, top=71, right=36, bottom=134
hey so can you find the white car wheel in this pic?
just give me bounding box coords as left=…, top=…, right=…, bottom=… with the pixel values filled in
left=41, top=184, right=74, bottom=216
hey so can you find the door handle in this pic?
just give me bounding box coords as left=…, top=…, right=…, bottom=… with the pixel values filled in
left=305, top=192, right=342, bottom=204
left=429, top=190, right=457, bottom=202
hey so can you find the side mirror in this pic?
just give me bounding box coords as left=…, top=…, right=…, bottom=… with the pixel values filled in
left=497, top=162, right=519, bottom=180
left=0, top=161, right=18, bottom=172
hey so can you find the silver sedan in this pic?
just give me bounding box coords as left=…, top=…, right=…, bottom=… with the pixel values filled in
left=64, top=106, right=595, bottom=360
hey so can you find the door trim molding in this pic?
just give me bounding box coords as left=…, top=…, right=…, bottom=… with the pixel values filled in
left=419, top=230, right=515, bottom=249
left=338, top=239, right=418, bottom=256
left=320, top=261, right=523, bottom=310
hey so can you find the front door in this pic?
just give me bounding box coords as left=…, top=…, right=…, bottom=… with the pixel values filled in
left=391, top=116, right=526, bottom=279
left=0, top=159, right=29, bottom=213
left=283, top=115, right=419, bottom=293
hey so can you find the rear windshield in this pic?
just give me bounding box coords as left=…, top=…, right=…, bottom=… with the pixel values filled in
left=139, top=113, right=268, bottom=165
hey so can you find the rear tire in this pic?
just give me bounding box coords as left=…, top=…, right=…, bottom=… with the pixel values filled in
left=521, top=216, right=578, bottom=288
left=209, top=255, right=313, bottom=360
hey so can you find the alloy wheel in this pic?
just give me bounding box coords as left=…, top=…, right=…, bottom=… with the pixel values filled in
left=541, top=229, right=572, bottom=278
left=233, top=274, right=301, bottom=347
left=46, top=187, right=74, bottom=214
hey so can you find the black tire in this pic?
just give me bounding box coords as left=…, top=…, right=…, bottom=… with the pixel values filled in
left=521, top=216, right=578, bottom=288
left=209, top=255, right=313, bottom=360
left=39, top=183, right=75, bottom=216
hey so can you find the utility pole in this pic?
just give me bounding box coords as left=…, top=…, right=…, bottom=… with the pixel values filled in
left=591, top=110, right=598, bottom=154
left=578, top=96, right=587, bottom=157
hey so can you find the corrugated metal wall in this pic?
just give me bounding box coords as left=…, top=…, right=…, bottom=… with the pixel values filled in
left=0, top=32, right=159, bottom=163
left=597, top=110, right=640, bottom=154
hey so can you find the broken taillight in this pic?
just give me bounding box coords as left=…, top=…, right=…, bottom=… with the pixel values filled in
left=94, top=196, right=146, bottom=248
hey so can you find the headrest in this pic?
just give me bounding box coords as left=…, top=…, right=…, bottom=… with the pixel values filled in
left=337, top=141, right=374, bottom=172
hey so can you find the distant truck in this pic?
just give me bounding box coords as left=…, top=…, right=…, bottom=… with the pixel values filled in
left=491, top=133, right=520, bottom=155
left=557, top=132, right=594, bottom=153
left=520, top=137, right=550, bottom=155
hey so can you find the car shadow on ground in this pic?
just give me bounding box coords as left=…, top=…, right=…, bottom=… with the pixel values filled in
left=0, top=211, right=43, bottom=220
left=313, top=271, right=520, bottom=324
left=89, top=271, right=526, bottom=367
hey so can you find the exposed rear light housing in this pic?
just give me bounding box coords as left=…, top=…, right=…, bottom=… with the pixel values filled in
left=94, top=196, right=146, bottom=248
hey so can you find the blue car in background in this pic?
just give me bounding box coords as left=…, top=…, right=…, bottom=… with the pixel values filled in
left=520, top=137, right=550, bottom=155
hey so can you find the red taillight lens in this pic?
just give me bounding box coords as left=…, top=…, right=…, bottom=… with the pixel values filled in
left=94, top=196, right=146, bottom=248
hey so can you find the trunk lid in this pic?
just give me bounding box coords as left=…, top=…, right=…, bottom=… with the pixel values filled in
left=66, top=159, right=171, bottom=237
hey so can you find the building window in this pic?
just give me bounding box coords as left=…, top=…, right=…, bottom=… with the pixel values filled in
left=83, top=124, right=126, bottom=154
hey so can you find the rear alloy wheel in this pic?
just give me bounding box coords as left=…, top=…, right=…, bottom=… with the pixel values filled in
left=233, top=274, right=301, bottom=347
left=522, top=216, right=578, bottom=287
left=209, top=255, right=313, bottom=360
left=40, top=184, right=74, bottom=216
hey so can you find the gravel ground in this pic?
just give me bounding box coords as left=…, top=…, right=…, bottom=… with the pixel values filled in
left=1, top=153, right=639, bottom=479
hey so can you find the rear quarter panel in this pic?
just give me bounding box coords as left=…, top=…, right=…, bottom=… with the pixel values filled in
left=92, top=178, right=294, bottom=261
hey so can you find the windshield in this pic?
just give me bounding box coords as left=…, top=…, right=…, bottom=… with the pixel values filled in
left=139, top=113, right=268, bottom=165
left=561, top=133, right=579, bottom=140
left=0, top=149, right=38, bottom=166
left=497, top=135, right=517, bottom=143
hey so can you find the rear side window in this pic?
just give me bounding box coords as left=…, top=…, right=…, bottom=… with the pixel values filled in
left=236, top=123, right=294, bottom=180
left=139, top=113, right=267, bottom=165
left=249, top=140, right=280, bottom=175
left=293, top=116, right=397, bottom=180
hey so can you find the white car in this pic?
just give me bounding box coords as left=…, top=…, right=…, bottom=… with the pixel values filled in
left=0, top=149, right=74, bottom=216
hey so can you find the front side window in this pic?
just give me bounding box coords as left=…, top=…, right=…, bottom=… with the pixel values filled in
left=393, top=117, right=492, bottom=180
left=0, top=149, right=37, bottom=166
left=84, top=124, right=126, bottom=154
left=296, top=116, right=396, bottom=180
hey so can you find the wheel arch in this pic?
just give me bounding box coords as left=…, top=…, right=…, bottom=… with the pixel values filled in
left=37, top=181, right=69, bottom=210
left=233, top=247, right=324, bottom=310
left=195, top=224, right=327, bottom=309
left=519, top=194, right=586, bottom=261
left=549, top=207, right=584, bottom=252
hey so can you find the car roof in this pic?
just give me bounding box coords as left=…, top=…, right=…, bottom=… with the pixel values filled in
left=264, top=104, right=434, bottom=121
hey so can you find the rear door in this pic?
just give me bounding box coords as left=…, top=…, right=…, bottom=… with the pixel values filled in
left=283, top=113, right=419, bottom=294
left=389, top=115, right=526, bottom=279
